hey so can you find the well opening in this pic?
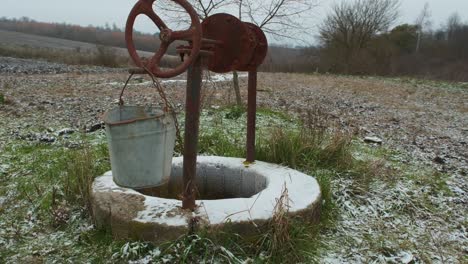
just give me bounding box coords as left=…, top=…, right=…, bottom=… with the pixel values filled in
left=136, top=162, right=268, bottom=200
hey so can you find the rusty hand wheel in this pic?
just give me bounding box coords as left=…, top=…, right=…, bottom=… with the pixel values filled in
left=125, top=0, right=202, bottom=78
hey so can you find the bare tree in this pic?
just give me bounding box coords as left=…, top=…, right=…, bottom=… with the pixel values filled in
left=415, top=2, right=431, bottom=53
left=447, top=12, right=461, bottom=41
left=155, top=0, right=316, bottom=40
left=319, top=0, right=400, bottom=73
left=233, top=0, right=316, bottom=105
left=155, top=0, right=317, bottom=105
left=155, top=0, right=233, bottom=23
left=240, top=0, right=315, bottom=42
left=445, top=12, right=468, bottom=59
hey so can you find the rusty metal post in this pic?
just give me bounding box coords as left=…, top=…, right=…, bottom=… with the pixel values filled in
left=246, top=70, right=257, bottom=163
left=182, top=56, right=203, bottom=210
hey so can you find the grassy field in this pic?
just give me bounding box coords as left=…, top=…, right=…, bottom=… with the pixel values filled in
left=0, top=105, right=463, bottom=263
left=0, top=68, right=466, bottom=263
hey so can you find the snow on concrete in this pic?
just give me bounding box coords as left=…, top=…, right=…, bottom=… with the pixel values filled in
left=92, top=156, right=321, bottom=227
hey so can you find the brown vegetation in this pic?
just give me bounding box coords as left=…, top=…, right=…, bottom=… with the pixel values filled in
left=318, top=1, right=468, bottom=81
left=1, top=9, right=467, bottom=81
left=0, top=17, right=163, bottom=53
left=0, top=44, right=126, bottom=67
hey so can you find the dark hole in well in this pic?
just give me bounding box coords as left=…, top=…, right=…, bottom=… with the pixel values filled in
left=136, top=165, right=268, bottom=200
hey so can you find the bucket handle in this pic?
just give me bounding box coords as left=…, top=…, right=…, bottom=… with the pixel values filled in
left=118, top=68, right=171, bottom=113
left=116, top=67, right=182, bottom=151
left=118, top=73, right=135, bottom=106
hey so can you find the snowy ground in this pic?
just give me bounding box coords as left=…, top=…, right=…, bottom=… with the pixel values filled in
left=0, top=59, right=467, bottom=262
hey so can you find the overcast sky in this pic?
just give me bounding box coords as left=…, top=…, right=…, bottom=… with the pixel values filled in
left=1, top=0, right=467, bottom=45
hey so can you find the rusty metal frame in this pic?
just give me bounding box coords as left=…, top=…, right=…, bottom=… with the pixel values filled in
left=125, top=5, right=269, bottom=211
left=246, top=70, right=257, bottom=163
left=182, top=56, right=203, bottom=210
left=125, top=0, right=202, bottom=78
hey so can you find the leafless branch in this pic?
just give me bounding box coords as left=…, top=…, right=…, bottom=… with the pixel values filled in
left=153, top=0, right=317, bottom=43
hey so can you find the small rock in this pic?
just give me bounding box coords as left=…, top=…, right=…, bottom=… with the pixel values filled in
left=0, top=197, right=5, bottom=208
left=134, top=77, right=145, bottom=83
left=56, top=128, right=75, bottom=136
left=399, top=251, right=414, bottom=264
left=433, top=156, right=446, bottom=164
left=39, top=135, right=56, bottom=143
left=41, top=100, right=54, bottom=105
left=87, top=122, right=105, bottom=133
left=364, top=136, right=383, bottom=144
left=64, top=141, right=80, bottom=149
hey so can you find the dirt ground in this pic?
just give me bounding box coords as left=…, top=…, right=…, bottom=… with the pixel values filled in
left=1, top=60, right=467, bottom=262
left=1, top=69, right=466, bottom=177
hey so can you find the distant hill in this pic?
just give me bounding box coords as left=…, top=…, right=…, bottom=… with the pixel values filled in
left=0, top=29, right=179, bottom=67
left=0, top=17, right=317, bottom=72
left=0, top=29, right=142, bottom=57
left=0, top=17, right=161, bottom=53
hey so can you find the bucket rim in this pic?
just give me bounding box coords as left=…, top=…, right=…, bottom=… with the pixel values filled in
left=102, top=105, right=168, bottom=126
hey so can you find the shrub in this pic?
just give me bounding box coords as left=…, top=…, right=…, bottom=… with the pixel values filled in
left=94, top=45, right=119, bottom=67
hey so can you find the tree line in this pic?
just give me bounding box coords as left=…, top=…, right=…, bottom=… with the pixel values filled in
left=1, top=0, right=467, bottom=82
left=317, top=0, right=468, bottom=81
left=0, top=16, right=161, bottom=53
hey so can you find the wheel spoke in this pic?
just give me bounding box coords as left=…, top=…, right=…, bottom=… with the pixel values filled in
left=148, top=42, right=169, bottom=71
left=144, top=7, right=168, bottom=30
left=126, top=0, right=202, bottom=78
left=171, top=28, right=193, bottom=41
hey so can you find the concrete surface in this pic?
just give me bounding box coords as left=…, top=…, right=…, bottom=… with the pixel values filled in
left=91, top=156, right=321, bottom=243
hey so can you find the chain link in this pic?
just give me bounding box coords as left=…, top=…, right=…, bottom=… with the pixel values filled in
left=142, top=67, right=183, bottom=152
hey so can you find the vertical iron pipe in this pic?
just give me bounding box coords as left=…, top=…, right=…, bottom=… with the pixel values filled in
left=182, top=57, right=203, bottom=210
left=246, top=70, right=257, bottom=163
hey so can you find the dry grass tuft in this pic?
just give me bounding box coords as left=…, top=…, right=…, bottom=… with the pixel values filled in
left=256, top=185, right=297, bottom=260
left=269, top=185, right=292, bottom=253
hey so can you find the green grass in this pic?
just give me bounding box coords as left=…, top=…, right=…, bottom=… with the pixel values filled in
left=256, top=128, right=353, bottom=171
left=3, top=139, right=109, bottom=213
left=0, top=132, right=119, bottom=262
left=186, top=106, right=367, bottom=262
left=0, top=106, right=404, bottom=263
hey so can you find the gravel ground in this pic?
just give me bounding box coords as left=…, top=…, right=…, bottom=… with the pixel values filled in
left=0, top=57, right=466, bottom=262
left=0, top=56, right=128, bottom=74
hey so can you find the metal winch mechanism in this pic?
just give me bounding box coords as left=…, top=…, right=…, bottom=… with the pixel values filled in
left=120, top=0, right=268, bottom=210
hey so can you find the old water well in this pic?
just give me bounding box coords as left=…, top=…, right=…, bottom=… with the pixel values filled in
left=91, top=0, right=321, bottom=243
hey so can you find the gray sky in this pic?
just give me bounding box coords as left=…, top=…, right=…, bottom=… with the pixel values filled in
left=1, top=0, right=468, bottom=45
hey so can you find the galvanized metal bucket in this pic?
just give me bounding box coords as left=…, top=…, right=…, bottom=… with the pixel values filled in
left=103, top=105, right=176, bottom=189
